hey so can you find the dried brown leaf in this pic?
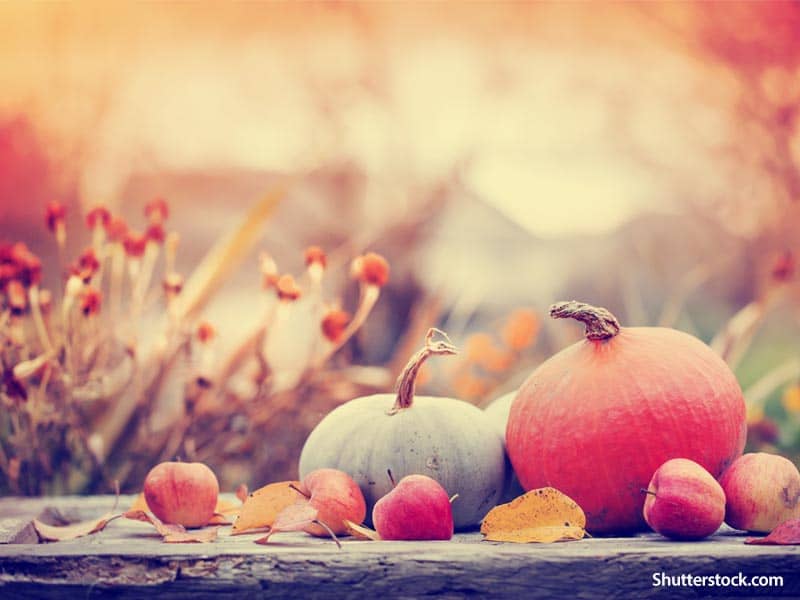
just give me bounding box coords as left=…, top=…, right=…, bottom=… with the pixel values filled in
left=124, top=509, right=218, bottom=543
left=33, top=513, right=120, bottom=542
left=481, top=487, right=586, bottom=544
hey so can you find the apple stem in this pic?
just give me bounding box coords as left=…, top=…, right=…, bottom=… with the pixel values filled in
left=641, top=488, right=657, bottom=497
left=389, top=328, right=457, bottom=415
left=313, top=519, right=342, bottom=549
left=289, top=483, right=311, bottom=499
left=386, top=469, right=396, bottom=488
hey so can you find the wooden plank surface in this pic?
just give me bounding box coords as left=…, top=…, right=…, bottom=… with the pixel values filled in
left=1, top=496, right=798, bottom=599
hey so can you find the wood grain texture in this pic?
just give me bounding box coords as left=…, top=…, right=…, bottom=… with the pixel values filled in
left=1, top=496, right=798, bottom=599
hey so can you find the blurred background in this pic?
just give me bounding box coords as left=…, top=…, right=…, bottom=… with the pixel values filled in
left=1, top=1, right=799, bottom=495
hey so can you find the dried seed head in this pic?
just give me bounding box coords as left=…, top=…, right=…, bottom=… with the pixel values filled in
left=772, top=250, right=794, bottom=282
left=321, top=309, right=351, bottom=343
left=276, top=274, right=301, bottom=301
left=260, top=252, right=279, bottom=289
left=71, top=247, right=101, bottom=282
left=304, top=246, right=327, bottom=268
left=123, top=231, right=147, bottom=257
left=145, top=223, right=166, bottom=244
left=44, top=201, right=66, bottom=233
left=85, top=206, right=111, bottom=230
left=80, top=287, right=102, bottom=316
left=6, top=279, right=27, bottom=314
left=106, top=217, right=129, bottom=243
left=8, top=243, right=42, bottom=287
left=145, top=197, right=169, bottom=223
left=351, top=252, right=389, bottom=287
left=163, top=272, right=184, bottom=296
left=197, top=321, right=216, bottom=343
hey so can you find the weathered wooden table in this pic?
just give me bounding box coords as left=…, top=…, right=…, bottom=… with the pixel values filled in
left=1, top=495, right=798, bottom=599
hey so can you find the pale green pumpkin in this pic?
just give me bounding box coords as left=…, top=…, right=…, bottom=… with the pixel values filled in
left=298, top=330, right=506, bottom=529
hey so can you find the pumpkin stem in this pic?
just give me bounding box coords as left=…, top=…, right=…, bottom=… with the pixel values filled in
left=549, top=301, right=620, bottom=341
left=389, top=328, right=457, bottom=414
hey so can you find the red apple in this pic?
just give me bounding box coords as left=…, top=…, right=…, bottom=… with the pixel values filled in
left=643, top=458, right=725, bottom=540
left=143, top=461, right=219, bottom=528
left=719, top=452, right=800, bottom=533
left=299, top=468, right=367, bottom=537
left=372, top=474, right=454, bottom=541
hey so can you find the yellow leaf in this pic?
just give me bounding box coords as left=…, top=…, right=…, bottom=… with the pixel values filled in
left=231, top=480, right=303, bottom=534
left=480, top=487, right=586, bottom=544
left=128, top=492, right=149, bottom=513
left=344, top=519, right=381, bottom=541
left=172, top=187, right=285, bottom=322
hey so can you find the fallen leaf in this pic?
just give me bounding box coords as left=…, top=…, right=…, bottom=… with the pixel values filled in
left=128, top=492, right=150, bottom=513
left=344, top=519, right=381, bottom=541
left=254, top=502, right=319, bottom=545
left=745, top=519, right=800, bottom=545
left=207, top=497, right=242, bottom=524
left=124, top=510, right=218, bottom=543
left=232, top=480, right=303, bottom=534
left=480, top=487, right=586, bottom=544
left=129, top=491, right=242, bottom=525
left=33, top=513, right=120, bottom=542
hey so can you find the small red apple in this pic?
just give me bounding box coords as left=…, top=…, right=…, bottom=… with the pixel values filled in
left=719, top=452, right=800, bottom=533
left=143, top=461, right=219, bottom=528
left=298, top=468, right=367, bottom=537
left=643, top=458, right=725, bottom=541
left=372, top=474, right=454, bottom=541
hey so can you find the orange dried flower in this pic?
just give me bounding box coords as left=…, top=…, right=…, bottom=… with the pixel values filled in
left=321, top=309, right=351, bottom=343
left=465, top=333, right=512, bottom=373
left=146, top=223, right=166, bottom=244
left=351, top=252, right=389, bottom=287
left=502, top=309, right=540, bottom=351
left=44, top=201, right=66, bottom=233
left=304, top=246, right=327, bottom=268
left=106, top=217, right=129, bottom=243
left=80, top=287, right=102, bottom=316
left=85, top=206, right=111, bottom=229
left=163, top=272, right=184, bottom=296
left=71, top=247, right=101, bottom=282
left=123, top=231, right=147, bottom=257
left=276, top=274, right=302, bottom=301
left=145, top=197, right=169, bottom=223
left=197, top=322, right=216, bottom=343
left=9, top=243, right=42, bottom=287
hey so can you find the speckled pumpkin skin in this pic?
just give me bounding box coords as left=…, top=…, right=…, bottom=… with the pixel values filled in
left=299, top=394, right=506, bottom=529
left=507, top=327, right=747, bottom=535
